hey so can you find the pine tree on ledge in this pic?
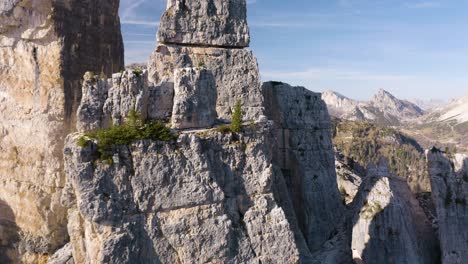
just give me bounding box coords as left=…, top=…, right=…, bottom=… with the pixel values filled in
left=231, top=100, right=243, bottom=133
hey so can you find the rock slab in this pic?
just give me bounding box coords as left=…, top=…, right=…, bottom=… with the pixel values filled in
left=351, top=161, right=440, bottom=264
left=0, top=1, right=123, bottom=262
left=427, top=151, right=468, bottom=264
left=172, top=68, right=217, bottom=129
left=158, top=0, right=250, bottom=47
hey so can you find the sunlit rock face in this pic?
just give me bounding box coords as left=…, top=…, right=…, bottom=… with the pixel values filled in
left=159, top=0, right=250, bottom=47
left=77, top=70, right=150, bottom=133
left=148, top=0, right=263, bottom=122
left=351, top=160, right=440, bottom=264
left=63, top=127, right=305, bottom=263
left=0, top=0, right=123, bottom=262
left=427, top=151, right=468, bottom=264
left=171, top=68, right=218, bottom=129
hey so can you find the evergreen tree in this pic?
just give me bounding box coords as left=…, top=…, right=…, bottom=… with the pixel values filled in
left=231, top=100, right=243, bottom=133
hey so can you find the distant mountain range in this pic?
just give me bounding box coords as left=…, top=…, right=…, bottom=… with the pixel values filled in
left=408, top=98, right=446, bottom=111
left=419, top=93, right=468, bottom=124
left=323, top=89, right=468, bottom=152
left=322, top=89, right=425, bottom=126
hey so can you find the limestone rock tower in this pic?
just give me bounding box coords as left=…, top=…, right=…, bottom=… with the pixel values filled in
left=0, top=1, right=124, bottom=262
left=148, top=0, right=264, bottom=121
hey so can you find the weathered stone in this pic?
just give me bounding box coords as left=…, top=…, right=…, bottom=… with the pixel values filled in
left=63, top=125, right=304, bottom=263
left=351, top=160, right=440, bottom=264
left=262, top=81, right=345, bottom=252
left=0, top=0, right=123, bottom=262
left=104, top=70, right=149, bottom=126
left=47, top=243, right=74, bottom=264
left=158, top=0, right=250, bottom=47
left=148, top=44, right=263, bottom=121
left=172, top=68, right=217, bottom=129
left=335, top=149, right=364, bottom=205
left=76, top=70, right=151, bottom=132
left=427, top=151, right=468, bottom=264
left=148, top=82, right=174, bottom=120
left=76, top=72, right=110, bottom=132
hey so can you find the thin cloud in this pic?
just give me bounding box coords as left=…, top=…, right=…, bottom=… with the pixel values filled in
left=121, top=20, right=160, bottom=27
left=262, top=68, right=414, bottom=82
left=250, top=21, right=307, bottom=28
left=121, top=0, right=147, bottom=20
left=404, top=1, right=442, bottom=9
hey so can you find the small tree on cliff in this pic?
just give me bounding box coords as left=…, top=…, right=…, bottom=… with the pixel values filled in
left=231, top=100, right=243, bottom=133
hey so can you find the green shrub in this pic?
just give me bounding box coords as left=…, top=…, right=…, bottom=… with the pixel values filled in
left=197, top=59, right=205, bottom=69
left=231, top=100, right=243, bottom=133
left=82, top=109, right=177, bottom=161
left=132, top=68, right=144, bottom=77
left=77, top=136, right=90, bottom=148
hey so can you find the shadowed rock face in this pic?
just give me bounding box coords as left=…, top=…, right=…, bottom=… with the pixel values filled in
left=0, top=0, right=123, bottom=262
left=0, top=199, right=20, bottom=263
left=351, top=161, right=440, bottom=264
left=427, top=151, right=468, bottom=264
left=262, top=82, right=345, bottom=253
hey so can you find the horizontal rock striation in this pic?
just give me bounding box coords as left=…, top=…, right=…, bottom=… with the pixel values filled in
left=0, top=0, right=123, bottom=262
left=427, top=151, right=468, bottom=264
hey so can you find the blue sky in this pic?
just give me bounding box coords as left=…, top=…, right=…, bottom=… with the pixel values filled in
left=120, top=0, right=468, bottom=101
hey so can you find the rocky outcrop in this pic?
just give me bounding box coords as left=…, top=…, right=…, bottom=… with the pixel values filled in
left=148, top=0, right=263, bottom=122
left=172, top=68, right=217, bottom=129
left=77, top=70, right=150, bottom=132
left=63, top=122, right=309, bottom=263
left=76, top=73, right=111, bottom=132
left=335, top=150, right=364, bottom=205
left=262, top=82, right=345, bottom=252
left=427, top=151, right=468, bottom=264
left=62, top=74, right=349, bottom=263
left=0, top=0, right=123, bottom=262
left=351, top=160, right=440, bottom=264
left=104, top=71, right=149, bottom=126
left=158, top=0, right=250, bottom=47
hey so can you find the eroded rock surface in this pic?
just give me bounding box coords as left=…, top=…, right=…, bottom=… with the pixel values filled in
left=262, top=81, right=345, bottom=252
left=427, top=151, right=468, bottom=264
left=172, top=68, right=217, bottom=129
left=77, top=70, right=150, bottom=132
left=158, top=0, right=250, bottom=47
left=149, top=0, right=262, bottom=121
left=351, top=161, right=440, bottom=264
left=0, top=0, right=123, bottom=262
left=63, top=125, right=305, bottom=263
left=335, top=149, right=364, bottom=205
left=148, top=45, right=263, bottom=121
